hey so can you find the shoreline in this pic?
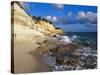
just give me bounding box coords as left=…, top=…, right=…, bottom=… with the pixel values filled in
left=14, top=37, right=51, bottom=73
left=13, top=32, right=97, bottom=73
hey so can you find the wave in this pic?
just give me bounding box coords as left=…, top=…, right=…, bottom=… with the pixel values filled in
left=71, top=35, right=78, bottom=41
left=42, top=34, right=97, bottom=71
left=56, top=35, right=79, bottom=43
left=56, top=35, right=72, bottom=43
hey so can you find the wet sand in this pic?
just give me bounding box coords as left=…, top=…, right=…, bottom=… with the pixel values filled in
left=14, top=39, right=50, bottom=74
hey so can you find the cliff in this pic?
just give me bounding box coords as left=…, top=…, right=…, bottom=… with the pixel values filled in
left=11, top=1, right=63, bottom=40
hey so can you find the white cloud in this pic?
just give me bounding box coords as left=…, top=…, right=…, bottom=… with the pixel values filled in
left=19, top=2, right=28, bottom=9
left=67, top=12, right=72, bottom=17
left=86, top=11, right=97, bottom=23
left=52, top=16, right=57, bottom=21
left=76, top=11, right=97, bottom=24
left=77, top=11, right=86, bottom=20
left=45, top=16, right=52, bottom=20
left=19, top=2, right=35, bottom=10
left=45, top=16, right=58, bottom=22
left=52, top=4, right=64, bottom=9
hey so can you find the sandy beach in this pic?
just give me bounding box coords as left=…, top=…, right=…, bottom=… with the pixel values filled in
left=14, top=38, right=52, bottom=73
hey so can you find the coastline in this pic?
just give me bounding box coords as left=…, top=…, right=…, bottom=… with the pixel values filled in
left=11, top=1, right=97, bottom=73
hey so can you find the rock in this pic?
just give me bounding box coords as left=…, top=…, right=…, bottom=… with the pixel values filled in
left=11, top=1, right=63, bottom=38
left=49, top=43, right=79, bottom=55
left=48, top=43, right=79, bottom=65
left=11, top=1, right=64, bottom=54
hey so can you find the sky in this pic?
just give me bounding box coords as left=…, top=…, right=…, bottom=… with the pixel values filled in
left=20, top=2, right=97, bottom=32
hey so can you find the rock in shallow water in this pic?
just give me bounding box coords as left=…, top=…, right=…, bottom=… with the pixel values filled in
left=49, top=43, right=79, bottom=55
left=42, top=44, right=97, bottom=71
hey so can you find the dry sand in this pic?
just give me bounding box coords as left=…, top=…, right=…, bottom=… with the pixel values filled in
left=14, top=36, right=51, bottom=73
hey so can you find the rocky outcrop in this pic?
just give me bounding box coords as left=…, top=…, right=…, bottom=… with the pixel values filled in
left=11, top=1, right=63, bottom=39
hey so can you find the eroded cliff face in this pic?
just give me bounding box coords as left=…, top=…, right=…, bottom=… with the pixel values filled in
left=11, top=2, right=63, bottom=40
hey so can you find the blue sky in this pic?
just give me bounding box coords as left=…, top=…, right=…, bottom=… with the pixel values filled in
left=20, top=2, right=97, bottom=32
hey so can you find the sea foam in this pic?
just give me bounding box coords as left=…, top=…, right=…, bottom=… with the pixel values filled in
left=57, top=35, right=72, bottom=43
left=71, top=35, right=78, bottom=41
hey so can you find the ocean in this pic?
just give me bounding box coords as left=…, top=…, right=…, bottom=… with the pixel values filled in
left=65, top=32, right=97, bottom=49
left=43, top=25, right=97, bottom=71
